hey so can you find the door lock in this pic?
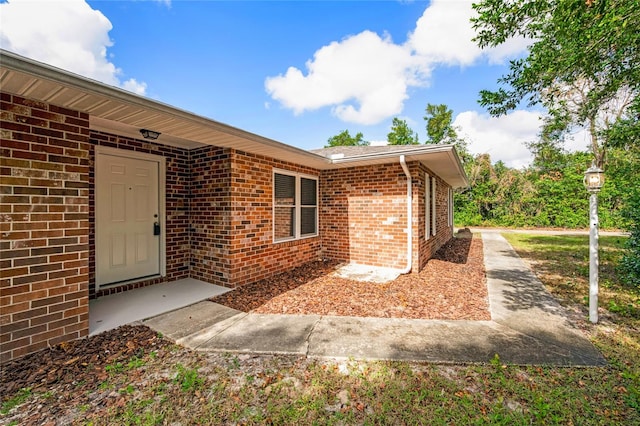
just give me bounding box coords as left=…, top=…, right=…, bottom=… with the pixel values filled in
left=153, top=222, right=161, bottom=236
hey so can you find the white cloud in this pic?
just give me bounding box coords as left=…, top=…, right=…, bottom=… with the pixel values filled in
left=408, top=0, right=529, bottom=66
left=455, top=111, right=595, bottom=168
left=265, top=31, right=420, bottom=125
left=454, top=110, right=543, bottom=168
left=0, top=0, right=147, bottom=95
left=563, top=127, right=593, bottom=153
left=265, top=0, right=529, bottom=125
left=408, top=0, right=479, bottom=67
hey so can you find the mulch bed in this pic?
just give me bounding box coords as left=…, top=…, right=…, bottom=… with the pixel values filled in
left=1, top=231, right=489, bottom=423
left=213, top=230, right=490, bottom=321
left=1, top=326, right=170, bottom=406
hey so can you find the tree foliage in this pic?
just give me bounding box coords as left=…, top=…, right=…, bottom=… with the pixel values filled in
left=387, top=117, right=419, bottom=145
left=472, top=0, right=639, bottom=287
left=423, top=103, right=473, bottom=164
left=472, top=0, right=640, bottom=166
left=455, top=148, right=636, bottom=230
left=424, top=103, right=457, bottom=144
left=325, top=129, right=368, bottom=147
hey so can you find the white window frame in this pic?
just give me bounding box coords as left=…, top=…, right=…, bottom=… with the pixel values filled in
left=425, top=173, right=430, bottom=239
left=448, top=187, right=453, bottom=228
left=431, top=176, right=437, bottom=236
left=273, top=168, right=318, bottom=243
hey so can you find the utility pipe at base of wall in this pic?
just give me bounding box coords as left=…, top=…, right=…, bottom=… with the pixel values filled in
left=399, top=155, right=412, bottom=274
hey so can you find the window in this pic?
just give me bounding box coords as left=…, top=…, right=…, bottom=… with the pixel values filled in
left=448, top=187, right=453, bottom=227
left=425, top=173, right=430, bottom=239
left=425, top=174, right=437, bottom=238
left=432, top=176, right=437, bottom=236
left=274, top=170, right=318, bottom=241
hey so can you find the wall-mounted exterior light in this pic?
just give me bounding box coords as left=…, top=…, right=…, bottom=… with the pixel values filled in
left=140, top=129, right=161, bottom=140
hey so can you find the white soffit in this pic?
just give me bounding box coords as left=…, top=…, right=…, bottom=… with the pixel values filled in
left=0, top=50, right=329, bottom=169
left=1, top=50, right=468, bottom=187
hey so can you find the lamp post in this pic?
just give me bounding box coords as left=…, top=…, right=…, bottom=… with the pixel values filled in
left=584, top=163, right=604, bottom=323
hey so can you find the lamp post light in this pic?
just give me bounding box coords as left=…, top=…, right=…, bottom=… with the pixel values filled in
left=584, top=163, right=604, bottom=323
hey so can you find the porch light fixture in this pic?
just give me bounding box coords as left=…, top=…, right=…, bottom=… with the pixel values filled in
left=583, top=162, right=605, bottom=324
left=140, top=128, right=161, bottom=140
left=583, top=164, right=604, bottom=192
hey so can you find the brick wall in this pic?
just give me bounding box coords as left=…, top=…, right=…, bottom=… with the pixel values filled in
left=88, top=132, right=191, bottom=298
left=1, top=93, right=90, bottom=363
left=320, top=163, right=410, bottom=270
left=189, top=146, right=231, bottom=287
left=417, top=163, right=453, bottom=270
left=321, top=161, right=454, bottom=272
left=189, top=148, right=322, bottom=288
left=227, top=150, right=322, bottom=286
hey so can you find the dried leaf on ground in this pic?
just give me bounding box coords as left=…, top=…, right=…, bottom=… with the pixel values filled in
left=213, top=232, right=490, bottom=321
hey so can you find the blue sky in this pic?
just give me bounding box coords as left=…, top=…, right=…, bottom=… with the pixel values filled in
left=0, top=0, right=593, bottom=167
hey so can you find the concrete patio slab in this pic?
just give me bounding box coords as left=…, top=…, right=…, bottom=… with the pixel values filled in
left=143, top=300, right=241, bottom=341
left=89, top=278, right=229, bottom=336
left=139, top=231, right=606, bottom=366
left=191, top=314, right=322, bottom=355
left=333, top=263, right=402, bottom=283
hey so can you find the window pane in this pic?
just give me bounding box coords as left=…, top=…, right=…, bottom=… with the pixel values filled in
left=275, top=173, right=295, bottom=205
left=301, top=207, right=317, bottom=235
left=274, top=206, right=295, bottom=239
left=300, top=177, right=317, bottom=205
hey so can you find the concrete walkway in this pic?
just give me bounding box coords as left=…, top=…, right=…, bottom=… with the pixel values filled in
left=143, top=232, right=606, bottom=366
left=89, top=278, right=229, bottom=336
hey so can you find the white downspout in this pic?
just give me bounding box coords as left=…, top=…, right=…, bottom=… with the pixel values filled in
left=399, top=155, right=412, bottom=274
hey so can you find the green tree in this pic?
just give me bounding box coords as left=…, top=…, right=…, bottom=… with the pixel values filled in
left=525, top=137, right=567, bottom=174
left=424, top=103, right=457, bottom=145
left=325, top=130, right=368, bottom=147
left=472, top=0, right=639, bottom=167
left=423, top=103, right=473, bottom=164
left=387, top=117, right=419, bottom=145
left=472, top=0, right=639, bottom=285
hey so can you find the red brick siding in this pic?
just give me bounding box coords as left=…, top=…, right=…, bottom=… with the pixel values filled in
left=1, top=92, right=90, bottom=363
left=417, top=163, right=453, bottom=270
left=321, top=161, right=454, bottom=272
left=88, top=131, right=192, bottom=298
left=187, top=148, right=322, bottom=288
left=189, top=149, right=321, bottom=287
left=228, top=150, right=321, bottom=286
left=320, top=163, right=410, bottom=269
left=189, top=146, right=231, bottom=287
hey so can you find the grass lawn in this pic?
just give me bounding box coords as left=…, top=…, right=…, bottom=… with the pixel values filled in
left=2, top=234, right=639, bottom=425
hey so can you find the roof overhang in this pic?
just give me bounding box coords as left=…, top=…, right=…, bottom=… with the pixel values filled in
left=324, top=145, right=469, bottom=188
left=0, top=49, right=330, bottom=169
left=0, top=50, right=468, bottom=188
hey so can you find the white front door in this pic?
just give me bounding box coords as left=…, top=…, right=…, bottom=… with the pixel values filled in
left=96, top=152, right=161, bottom=287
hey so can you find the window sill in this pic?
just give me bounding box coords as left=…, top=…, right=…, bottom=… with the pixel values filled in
left=273, top=233, right=319, bottom=244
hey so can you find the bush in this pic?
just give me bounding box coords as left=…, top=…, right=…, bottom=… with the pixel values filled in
left=619, top=190, right=640, bottom=289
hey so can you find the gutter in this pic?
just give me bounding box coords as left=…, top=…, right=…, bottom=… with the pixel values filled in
left=328, top=144, right=456, bottom=164
left=399, top=155, right=412, bottom=274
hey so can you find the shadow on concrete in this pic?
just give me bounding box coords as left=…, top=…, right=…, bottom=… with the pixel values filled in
left=488, top=267, right=566, bottom=314
left=384, top=325, right=606, bottom=366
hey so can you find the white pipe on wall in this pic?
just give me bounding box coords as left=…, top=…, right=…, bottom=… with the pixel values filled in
left=399, top=155, right=412, bottom=274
